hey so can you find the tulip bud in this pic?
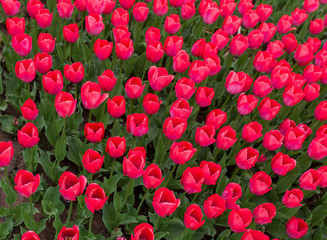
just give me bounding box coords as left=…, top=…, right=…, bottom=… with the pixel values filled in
left=282, top=188, right=303, bottom=208
left=84, top=122, right=105, bottom=143
left=107, top=95, right=126, bottom=118
left=242, top=121, right=263, bottom=142
left=152, top=188, right=180, bottom=217
left=163, top=117, right=187, bottom=140
left=249, top=171, right=272, bottom=195
left=228, top=208, right=252, bottom=232
left=143, top=164, right=164, bottom=189
left=21, top=99, right=39, bottom=121
left=199, top=161, right=221, bottom=185
left=64, top=62, right=84, bottom=83
left=169, top=141, right=197, bottom=165
left=203, top=194, right=226, bottom=219
left=216, top=126, right=237, bottom=150
left=285, top=217, right=308, bottom=239
left=125, top=77, right=145, bottom=99
left=85, top=183, right=108, bottom=212
left=98, top=69, right=116, bottom=91
left=63, top=23, right=79, bottom=43
left=94, top=39, right=113, bottom=60
left=253, top=203, right=276, bottom=224
left=81, top=81, right=109, bottom=109
left=123, top=152, right=145, bottom=178
left=184, top=204, right=205, bottom=230
left=106, top=136, right=126, bottom=158
left=55, top=91, right=77, bottom=118
left=6, top=17, right=25, bottom=36
left=14, top=170, right=40, bottom=197
left=222, top=182, right=242, bottom=209
left=143, top=93, right=162, bottom=115
left=18, top=123, right=40, bottom=148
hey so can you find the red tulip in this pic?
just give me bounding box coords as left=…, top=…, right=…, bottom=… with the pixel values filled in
left=222, top=15, right=242, bottom=35
left=169, top=141, right=197, bottom=165
left=225, top=71, right=246, bottom=94
left=222, top=182, right=242, bottom=210
left=199, top=161, right=221, bottom=185
left=282, top=33, right=298, bottom=53
left=12, top=33, right=32, bottom=56
left=27, top=0, right=44, bottom=19
left=37, top=33, right=56, bottom=53
left=285, top=217, right=308, bottom=239
left=111, top=8, right=129, bottom=26
left=216, top=126, right=237, bottom=150
left=235, top=147, right=259, bottom=170
left=271, top=152, right=296, bottom=176
left=85, top=183, right=108, bottom=213
left=125, top=77, right=145, bottom=99
left=203, top=194, right=226, bottom=219
left=145, top=27, right=161, bottom=45
left=42, top=70, right=64, bottom=95
left=248, top=29, right=263, bottom=49
left=63, top=23, right=79, bottom=43
left=152, top=187, right=180, bottom=217
left=64, top=62, right=84, bottom=83
left=241, top=230, right=269, bottom=240
left=304, top=0, right=320, bottom=12
left=131, top=223, right=154, bottom=240
left=230, top=34, right=248, bottom=56
left=107, top=95, right=126, bottom=118
left=188, top=60, right=210, bottom=83
left=57, top=0, right=74, bottom=19
left=57, top=226, right=79, bottom=240
left=237, top=93, right=258, bottom=115
left=262, top=130, right=284, bottom=151
left=18, top=123, right=39, bottom=148
left=94, top=39, right=113, bottom=60
left=82, top=149, right=104, bottom=174
left=14, top=170, right=40, bottom=198
left=148, top=66, right=174, bottom=91
left=249, top=171, right=272, bottom=195
left=164, top=14, right=181, bottom=34
left=284, top=127, right=306, bottom=150
left=256, top=4, right=272, bottom=22
left=300, top=169, right=321, bottom=190
left=308, top=136, right=327, bottom=160
left=126, top=113, right=149, bottom=137
left=180, top=167, right=204, bottom=194
left=6, top=17, right=25, bottom=36
left=55, top=91, right=77, bottom=118
left=294, top=43, right=314, bottom=66
left=153, top=0, right=168, bottom=16
left=181, top=1, right=196, bottom=20
left=58, top=171, right=87, bottom=201
left=113, top=25, right=131, bottom=43
left=116, top=38, right=134, bottom=60
left=315, top=101, right=327, bottom=121
left=105, top=136, right=126, bottom=158
left=242, top=122, right=263, bottom=142
left=81, top=81, right=109, bottom=109
left=253, top=203, right=276, bottom=224
left=98, top=69, right=116, bottom=91
left=228, top=208, right=252, bottom=232
left=1, top=0, right=20, bottom=16
left=132, top=2, right=149, bottom=22
left=277, top=15, right=295, bottom=34
left=143, top=164, right=164, bottom=189
left=86, top=0, right=105, bottom=14
left=84, top=122, right=104, bottom=143
left=21, top=99, right=38, bottom=121
left=242, top=10, right=259, bottom=29
left=146, top=41, right=164, bottom=63
left=184, top=204, right=205, bottom=230
left=282, top=188, right=303, bottom=208
left=0, top=141, right=14, bottom=168
left=173, top=50, right=191, bottom=73
left=34, top=52, right=52, bottom=74
left=15, top=59, right=36, bottom=83
left=258, top=97, right=281, bottom=121
left=36, top=9, right=53, bottom=28
left=123, top=152, right=145, bottom=178
left=201, top=1, right=221, bottom=24
left=318, top=166, right=327, bottom=187
left=86, top=13, right=104, bottom=35
left=292, top=8, right=308, bottom=26
left=163, top=35, right=183, bottom=57
left=195, top=87, right=215, bottom=107
left=258, top=22, right=277, bottom=43
left=143, top=93, right=162, bottom=115
left=205, top=109, right=227, bottom=130
left=21, top=231, right=40, bottom=240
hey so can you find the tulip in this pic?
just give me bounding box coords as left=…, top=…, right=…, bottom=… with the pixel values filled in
left=82, top=149, right=104, bottom=174
left=18, top=123, right=39, bottom=148
left=235, top=147, right=259, bottom=170
left=315, top=101, right=327, bottom=121
left=15, top=59, right=36, bottom=83
left=222, top=15, right=242, bottom=35
left=103, top=0, right=115, bottom=14
left=63, top=23, right=79, bottom=43
left=86, top=13, right=104, bottom=35
left=180, top=167, right=204, bottom=193
left=14, top=170, right=40, bottom=198
left=55, top=91, right=77, bottom=118
left=81, top=81, right=109, bottom=109
left=170, top=98, right=193, bottom=120
left=292, top=8, right=308, bottom=26
left=37, top=33, right=56, bottom=53
left=184, top=204, right=205, bottom=230
left=204, top=55, right=221, bottom=76
left=84, top=122, right=104, bottom=143
left=174, top=77, right=196, bottom=100
left=57, top=226, right=79, bottom=240
left=284, top=127, right=306, bottom=150
left=143, top=164, right=164, bottom=189
left=42, top=70, right=64, bottom=95
left=21, top=99, right=38, bottom=121
left=181, top=1, right=196, bottom=20
left=253, top=51, right=274, bottom=73
left=248, top=29, right=263, bottom=49
left=300, top=169, right=322, bottom=190
left=308, top=136, right=327, bottom=160
left=242, top=10, right=259, bottom=29
left=230, top=34, right=248, bottom=56
left=199, top=161, right=221, bottom=185
left=113, top=25, right=131, bottom=43
left=285, top=217, right=308, bottom=239
left=195, top=125, right=216, bottom=147
left=205, top=109, right=227, bottom=130
left=1, top=0, right=20, bottom=16
left=64, top=62, right=84, bottom=83
left=35, top=9, right=52, bottom=28
left=98, top=69, right=116, bottom=91
left=123, top=152, right=145, bottom=178
left=262, top=130, right=284, bottom=151
left=86, top=0, right=105, bottom=13
left=107, top=96, right=126, bottom=118
left=241, top=230, right=269, bottom=240
left=169, top=141, right=197, bottom=165
left=57, top=0, right=74, bottom=19
left=153, top=0, right=168, bottom=16
left=219, top=0, right=236, bottom=17
left=294, top=43, right=314, bottom=66
left=126, top=113, right=149, bottom=137
left=188, top=60, right=210, bottom=83
left=216, top=126, right=237, bottom=150
left=6, top=17, right=25, bottom=36
left=105, top=136, right=126, bottom=158
left=12, top=33, right=32, bottom=56
left=131, top=223, right=154, bottom=240
left=143, top=93, right=162, bottom=115
left=304, top=0, right=320, bottom=12
left=318, top=166, right=327, bottom=187
left=237, top=93, right=258, bottom=115
left=192, top=39, right=205, bottom=58
left=203, top=194, right=226, bottom=219
left=132, top=2, right=149, bottom=22
left=128, top=146, right=146, bottom=159
left=173, top=50, right=191, bottom=73
left=145, top=27, right=161, bottom=45
left=164, top=14, right=181, bottom=34
left=146, top=41, right=164, bottom=63
left=249, top=171, right=272, bottom=195
left=258, top=97, right=281, bottom=121
left=271, top=152, right=296, bottom=176
left=316, top=125, right=327, bottom=137
left=225, top=71, right=247, bottom=94
left=116, top=38, right=134, bottom=60
left=152, top=188, right=180, bottom=217
left=34, top=52, right=52, bottom=74
left=0, top=141, right=14, bottom=168
left=282, top=189, right=303, bottom=208
left=277, top=15, right=295, bottom=34
left=125, top=77, right=145, bottom=99
left=195, top=87, right=215, bottom=107
left=242, top=122, right=263, bottom=142
left=27, top=0, right=44, bottom=19
left=256, top=4, right=272, bottom=22
left=163, top=35, right=183, bottom=57
left=253, top=203, right=276, bottom=224
left=258, top=22, right=277, bottom=43
left=228, top=208, right=252, bottom=232
left=111, top=8, right=129, bottom=26
left=85, top=183, right=108, bottom=213
left=222, top=183, right=242, bottom=210
left=148, top=66, right=174, bottom=91
left=201, top=1, right=221, bottom=24
left=21, top=231, right=40, bottom=240
left=94, top=39, right=113, bottom=60
left=282, top=33, right=298, bottom=53
left=58, top=171, right=87, bottom=201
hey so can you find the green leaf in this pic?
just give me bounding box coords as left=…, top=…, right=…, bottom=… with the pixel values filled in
left=265, top=220, right=287, bottom=238
left=113, top=191, right=124, bottom=213
left=154, top=232, right=169, bottom=240
left=0, top=178, right=17, bottom=206
left=102, top=203, right=118, bottom=232
left=38, top=150, right=64, bottom=183
left=0, top=219, right=13, bottom=238
left=276, top=172, right=301, bottom=193
left=311, top=205, right=327, bottom=226
left=45, top=124, right=60, bottom=147
left=55, top=133, right=66, bottom=162
left=117, top=213, right=138, bottom=225
left=102, top=174, right=123, bottom=196
left=41, top=186, right=65, bottom=216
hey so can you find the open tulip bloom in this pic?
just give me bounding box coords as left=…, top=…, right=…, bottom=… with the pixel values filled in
left=2, top=0, right=327, bottom=239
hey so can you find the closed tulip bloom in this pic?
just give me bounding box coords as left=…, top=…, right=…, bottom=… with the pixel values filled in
left=64, top=62, right=84, bottom=83
left=21, top=231, right=40, bottom=240
left=304, top=0, right=320, bottom=12
left=211, top=29, right=230, bottom=50
left=163, top=117, right=187, bottom=140
left=242, top=122, right=263, bottom=142
left=235, top=147, right=259, bottom=170
left=203, top=194, right=226, bottom=219
left=42, top=70, right=63, bottom=95
left=0, top=141, right=14, bottom=167
left=195, top=87, right=215, bottom=107
left=170, top=0, right=185, bottom=8
left=181, top=1, right=196, bottom=20
left=294, top=43, right=314, bottom=66
left=279, top=118, right=296, bottom=135
left=220, top=0, right=236, bottom=17
left=145, top=27, right=161, bottom=45
left=27, top=0, right=44, bottom=18
left=125, top=77, right=145, bottom=99
left=133, top=2, right=149, bottom=22
left=81, top=81, right=109, bottom=109
left=191, top=38, right=205, bottom=57
left=282, top=33, right=298, bottom=53
left=18, top=123, right=39, bottom=148
left=173, top=50, right=191, bottom=73
left=315, top=50, right=327, bottom=67
left=202, top=42, right=219, bottom=59
left=195, top=125, right=216, bottom=147
left=289, top=72, right=306, bottom=88
left=169, top=141, right=196, bottom=165
left=57, top=0, right=74, bottom=18
left=1, top=0, right=20, bottom=15
left=126, top=113, right=149, bottom=137
left=271, top=66, right=291, bottom=89
left=184, top=204, right=205, bottom=230
left=222, top=182, right=242, bottom=210
left=143, top=93, right=162, bottom=115
left=84, top=122, right=104, bottom=143
left=152, top=187, right=180, bottom=217
left=14, top=170, right=40, bottom=198
left=303, top=64, right=323, bottom=83
left=316, top=125, right=327, bottom=138
left=283, top=85, right=304, bottom=106
left=253, top=203, right=276, bottom=225
left=225, top=71, right=247, bottom=95
left=256, top=4, right=272, bottom=22
left=105, top=136, right=126, bottom=158
left=58, top=171, right=87, bottom=201
left=164, top=35, right=183, bottom=57
left=277, top=15, right=295, bottom=34
left=284, top=127, right=306, bottom=150
left=222, top=15, right=242, bottom=35
left=37, top=33, right=55, bottom=53
left=249, top=171, right=272, bottom=195
left=143, top=164, right=164, bottom=189
left=82, top=149, right=104, bottom=173
left=101, top=0, right=115, bottom=14
left=57, top=226, right=79, bottom=240
left=36, top=9, right=53, bottom=28
left=164, top=14, right=181, bottom=34
left=55, top=91, right=77, bottom=118
left=98, top=69, right=116, bottom=91
left=201, top=1, right=221, bottom=25
left=228, top=208, right=252, bottom=233
left=116, top=38, right=134, bottom=60
left=308, top=136, right=327, bottom=160
left=199, top=161, right=221, bottom=185
left=12, top=33, right=32, bottom=56
left=34, top=53, right=52, bottom=74
left=305, top=37, right=321, bottom=52
left=123, top=152, right=145, bottom=178
left=253, top=51, right=274, bottom=73
left=6, top=17, right=25, bottom=36
left=86, top=0, right=104, bottom=13
left=204, top=55, right=221, bottom=76
left=107, top=96, right=126, bottom=118
left=285, top=217, right=308, bottom=239
left=242, top=10, right=259, bottom=29
left=237, top=93, right=258, bottom=115
left=170, top=98, right=193, bottom=120
left=86, top=13, right=104, bottom=35
left=153, top=0, right=168, bottom=16
left=148, top=66, right=174, bottom=91
left=297, top=123, right=312, bottom=138
left=146, top=41, right=164, bottom=63
left=21, top=99, right=38, bottom=121
left=282, top=189, right=303, bottom=208
left=94, top=39, right=113, bottom=60
left=238, top=0, right=253, bottom=15
left=258, top=97, right=281, bottom=121
left=15, top=59, right=36, bottom=83
left=315, top=101, right=327, bottom=121
left=131, top=223, right=154, bottom=240
left=263, top=130, right=284, bottom=151
left=188, top=60, right=210, bottom=83
left=216, top=126, right=237, bottom=150
left=175, top=77, right=196, bottom=100
left=111, top=8, right=129, bottom=26
left=241, top=229, right=269, bottom=240
left=63, top=23, right=79, bottom=43
left=248, top=29, right=263, bottom=49
left=230, top=34, right=248, bottom=56
left=85, top=183, right=108, bottom=213
left=267, top=40, right=285, bottom=59
left=128, top=146, right=146, bottom=159
left=258, top=22, right=277, bottom=43
left=318, top=166, right=327, bottom=187
left=271, top=152, right=296, bottom=175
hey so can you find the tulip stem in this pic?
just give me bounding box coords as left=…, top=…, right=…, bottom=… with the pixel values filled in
left=136, top=188, right=150, bottom=215
left=65, top=200, right=73, bottom=225
left=88, top=110, right=92, bottom=123
left=26, top=83, right=31, bottom=99
left=4, top=166, right=9, bottom=185
left=179, top=227, right=189, bottom=238
left=164, top=164, right=177, bottom=187
left=220, top=93, right=231, bottom=110
left=29, top=197, right=34, bottom=226
left=191, top=192, right=199, bottom=204
left=75, top=83, right=78, bottom=101
left=129, top=99, right=133, bottom=115
left=88, top=213, right=94, bottom=236
left=29, top=148, right=33, bottom=173
left=212, top=148, right=220, bottom=161
left=153, top=216, right=161, bottom=230
left=141, top=61, right=148, bottom=80
left=120, top=178, right=134, bottom=213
